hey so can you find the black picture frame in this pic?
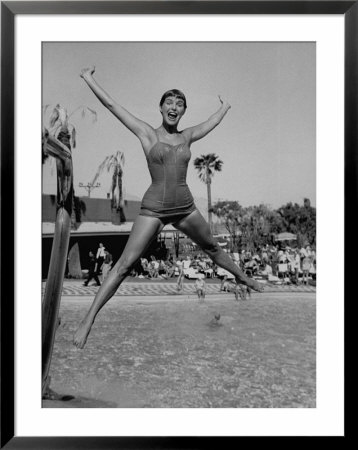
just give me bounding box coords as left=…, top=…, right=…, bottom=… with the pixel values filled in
left=1, top=1, right=353, bottom=448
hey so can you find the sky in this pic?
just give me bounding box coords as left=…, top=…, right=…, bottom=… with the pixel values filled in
left=42, top=42, right=315, bottom=209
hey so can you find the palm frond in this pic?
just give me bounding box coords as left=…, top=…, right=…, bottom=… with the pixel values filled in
left=49, top=104, right=69, bottom=131
left=71, top=127, right=77, bottom=149
left=194, top=153, right=223, bottom=185
left=87, top=107, right=98, bottom=123
left=49, top=105, right=60, bottom=128
left=91, top=155, right=111, bottom=185
left=115, top=151, right=125, bottom=168
left=105, top=155, right=116, bottom=173
left=42, top=104, right=50, bottom=118
left=57, top=105, right=68, bottom=125
left=69, top=105, right=97, bottom=123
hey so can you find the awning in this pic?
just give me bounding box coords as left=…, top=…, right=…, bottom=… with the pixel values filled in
left=274, top=232, right=297, bottom=241
left=42, top=221, right=134, bottom=237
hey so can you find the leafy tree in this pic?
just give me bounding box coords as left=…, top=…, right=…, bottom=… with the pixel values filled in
left=239, top=205, right=279, bottom=251
left=211, top=200, right=243, bottom=251
left=193, top=153, right=223, bottom=230
left=212, top=201, right=293, bottom=251
left=42, top=103, right=97, bottom=163
left=277, top=198, right=316, bottom=247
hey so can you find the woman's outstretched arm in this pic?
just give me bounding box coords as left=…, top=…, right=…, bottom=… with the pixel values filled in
left=182, top=96, right=231, bottom=144
left=80, top=67, right=156, bottom=149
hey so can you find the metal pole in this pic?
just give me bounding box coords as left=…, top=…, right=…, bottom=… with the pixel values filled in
left=78, top=181, right=100, bottom=197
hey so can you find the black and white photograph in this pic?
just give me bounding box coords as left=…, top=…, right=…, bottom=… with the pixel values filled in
left=41, top=41, right=316, bottom=409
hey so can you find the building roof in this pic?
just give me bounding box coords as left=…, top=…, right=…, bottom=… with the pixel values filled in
left=42, top=194, right=141, bottom=223
left=42, top=221, right=178, bottom=237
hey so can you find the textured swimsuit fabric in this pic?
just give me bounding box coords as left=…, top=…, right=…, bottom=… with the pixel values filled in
left=140, top=141, right=196, bottom=220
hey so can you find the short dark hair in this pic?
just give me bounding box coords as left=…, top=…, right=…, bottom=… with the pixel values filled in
left=160, top=89, right=187, bottom=109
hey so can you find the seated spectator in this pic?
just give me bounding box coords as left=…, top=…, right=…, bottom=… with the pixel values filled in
left=196, top=258, right=213, bottom=278
left=252, top=252, right=261, bottom=263
left=149, top=255, right=160, bottom=278
left=183, top=256, right=191, bottom=270
left=260, top=263, right=273, bottom=276
left=204, top=266, right=214, bottom=278
left=244, top=258, right=258, bottom=276
left=140, top=258, right=151, bottom=277
left=197, top=257, right=207, bottom=271
left=160, top=259, right=176, bottom=278
left=261, top=245, right=269, bottom=263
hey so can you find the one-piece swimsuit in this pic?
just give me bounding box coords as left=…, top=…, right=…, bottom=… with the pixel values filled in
left=140, top=140, right=197, bottom=224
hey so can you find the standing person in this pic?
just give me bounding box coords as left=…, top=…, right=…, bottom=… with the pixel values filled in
left=95, top=243, right=106, bottom=275
left=194, top=275, right=206, bottom=302
left=220, top=275, right=230, bottom=292
left=83, top=251, right=101, bottom=287
left=176, top=259, right=184, bottom=292
left=234, top=284, right=251, bottom=301
left=292, top=249, right=301, bottom=284
left=302, top=245, right=312, bottom=285
left=101, top=250, right=113, bottom=282
left=74, top=66, right=264, bottom=349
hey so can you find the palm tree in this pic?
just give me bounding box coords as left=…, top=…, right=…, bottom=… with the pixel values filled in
left=42, top=104, right=97, bottom=225
left=92, top=151, right=126, bottom=224
left=43, top=103, right=97, bottom=155
left=41, top=104, right=96, bottom=397
left=193, top=153, right=223, bottom=230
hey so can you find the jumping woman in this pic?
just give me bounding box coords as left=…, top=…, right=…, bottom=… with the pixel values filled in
left=74, top=66, right=264, bottom=349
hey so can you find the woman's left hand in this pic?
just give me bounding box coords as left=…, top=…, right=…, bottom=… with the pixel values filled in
left=218, top=95, right=231, bottom=110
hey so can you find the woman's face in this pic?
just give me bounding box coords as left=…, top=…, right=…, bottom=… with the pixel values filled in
left=160, top=96, right=186, bottom=126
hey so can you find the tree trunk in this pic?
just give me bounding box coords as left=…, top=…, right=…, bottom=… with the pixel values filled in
left=68, top=242, right=82, bottom=278
left=42, top=208, right=71, bottom=393
left=173, top=232, right=180, bottom=258
left=42, top=130, right=73, bottom=397
left=206, top=179, right=212, bottom=232
left=110, top=169, right=126, bottom=224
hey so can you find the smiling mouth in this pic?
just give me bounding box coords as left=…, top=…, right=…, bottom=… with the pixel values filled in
left=168, top=112, right=178, bottom=120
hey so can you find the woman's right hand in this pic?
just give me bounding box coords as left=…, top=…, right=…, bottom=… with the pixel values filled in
left=80, top=66, right=95, bottom=79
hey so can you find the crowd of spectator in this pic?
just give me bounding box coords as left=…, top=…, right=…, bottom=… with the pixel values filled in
left=128, top=242, right=316, bottom=286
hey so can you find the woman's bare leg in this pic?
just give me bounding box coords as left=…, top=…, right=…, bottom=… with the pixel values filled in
left=73, top=215, right=164, bottom=348
left=174, top=210, right=264, bottom=292
left=176, top=267, right=184, bottom=291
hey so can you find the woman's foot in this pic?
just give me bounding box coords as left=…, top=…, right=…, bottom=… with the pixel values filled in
left=73, top=317, right=93, bottom=349
left=237, top=277, right=264, bottom=293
